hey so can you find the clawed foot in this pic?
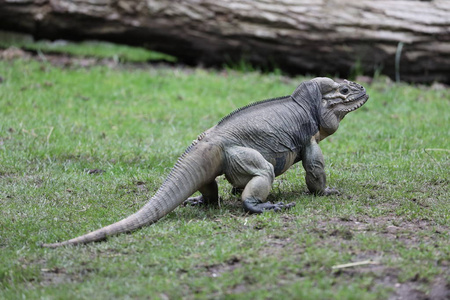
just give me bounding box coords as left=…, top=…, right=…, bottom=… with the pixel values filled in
left=323, top=187, right=340, bottom=196
left=183, top=196, right=219, bottom=207
left=243, top=198, right=296, bottom=214
left=310, top=187, right=340, bottom=196
left=183, top=196, right=205, bottom=206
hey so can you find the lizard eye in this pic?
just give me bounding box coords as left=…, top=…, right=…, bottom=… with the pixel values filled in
left=340, top=87, right=349, bottom=95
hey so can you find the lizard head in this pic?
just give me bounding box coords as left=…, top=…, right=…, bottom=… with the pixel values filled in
left=312, top=77, right=369, bottom=139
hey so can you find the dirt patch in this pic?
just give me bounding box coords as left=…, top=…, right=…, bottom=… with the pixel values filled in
left=312, top=216, right=450, bottom=299
left=312, top=216, right=448, bottom=245
left=39, top=265, right=98, bottom=286
left=0, top=47, right=175, bottom=71
left=428, top=278, right=450, bottom=300
left=379, top=276, right=450, bottom=300
left=251, top=215, right=449, bottom=298
left=333, top=265, right=448, bottom=300
left=0, top=46, right=117, bottom=68
left=17, top=256, right=99, bottom=287
left=389, top=281, right=427, bottom=300
left=0, top=47, right=30, bottom=60
left=195, top=256, right=259, bottom=297
left=40, top=267, right=73, bottom=286
left=199, top=256, right=242, bottom=278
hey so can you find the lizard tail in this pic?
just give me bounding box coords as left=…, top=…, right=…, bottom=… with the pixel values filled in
left=42, top=141, right=222, bottom=248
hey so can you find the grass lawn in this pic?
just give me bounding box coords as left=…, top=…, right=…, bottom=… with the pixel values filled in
left=0, top=31, right=176, bottom=63
left=0, top=47, right=449, bottom=299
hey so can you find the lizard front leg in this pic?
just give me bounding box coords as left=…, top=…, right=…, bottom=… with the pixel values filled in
left=301, top=138, right=338, bottom=196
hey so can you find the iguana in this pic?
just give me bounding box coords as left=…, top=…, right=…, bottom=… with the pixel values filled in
left=42, top=77, right=369, bottom=248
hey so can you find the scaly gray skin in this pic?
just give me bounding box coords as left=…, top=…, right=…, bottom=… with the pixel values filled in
left=42, top=77, right=369, bottom=248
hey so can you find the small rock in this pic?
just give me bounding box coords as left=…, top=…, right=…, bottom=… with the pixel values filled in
left=0, top=46, right=29, bottom=60
left=431, top=82, right=448, bottom=91
left=86, top=169, right=105, bottom=175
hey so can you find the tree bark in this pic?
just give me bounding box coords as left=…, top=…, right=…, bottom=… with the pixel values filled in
left=0, top=0, right=449, bottom=83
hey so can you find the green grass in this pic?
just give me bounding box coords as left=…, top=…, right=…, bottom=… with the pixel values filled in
left=0, top=32, right=176, bottom=63
left=0, top=55, right=449, bottom=299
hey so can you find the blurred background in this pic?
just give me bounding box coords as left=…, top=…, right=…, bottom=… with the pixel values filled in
left=0, top=0, right=449, bottom=83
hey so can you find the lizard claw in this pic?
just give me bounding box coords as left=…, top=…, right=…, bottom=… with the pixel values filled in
left=183, top=196, right=204, bottom=206
left=244, top=198, right=296, bottom=214
left=268, top=201, right=296, bottom=212
left=323, top=187, right=340, bottom=196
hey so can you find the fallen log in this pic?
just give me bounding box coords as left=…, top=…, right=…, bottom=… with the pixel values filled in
left=0, top=0, right=449, bottom=83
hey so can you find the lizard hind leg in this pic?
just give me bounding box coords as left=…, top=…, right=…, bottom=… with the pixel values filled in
left=183, top=180, right=219, bottom=207
left=224, top=147, right=295, bottom=214
left=242, top=176, right=296, bottom=214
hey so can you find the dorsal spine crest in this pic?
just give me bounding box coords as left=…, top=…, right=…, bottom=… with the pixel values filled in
left=217, top=96, right=290, bottom=125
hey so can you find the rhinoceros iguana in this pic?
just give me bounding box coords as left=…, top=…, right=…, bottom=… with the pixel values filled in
left=42, top=77, right=369, bottom=248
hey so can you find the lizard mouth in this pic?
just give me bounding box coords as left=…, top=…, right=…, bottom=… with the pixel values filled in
left=341, top=93, right=369, bottom=113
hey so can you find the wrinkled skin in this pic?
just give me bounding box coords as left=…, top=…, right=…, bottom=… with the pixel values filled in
left=316, top=79, right=368, bottom=139
left=42, top=78, right=369, bottom=248
left=198, top=77, right=369, bottom=213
